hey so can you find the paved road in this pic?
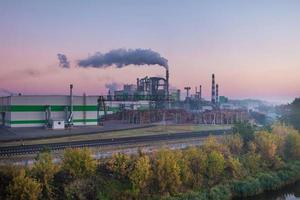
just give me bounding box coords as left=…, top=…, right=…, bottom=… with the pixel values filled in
left=0, top=129, right=231, bottom=156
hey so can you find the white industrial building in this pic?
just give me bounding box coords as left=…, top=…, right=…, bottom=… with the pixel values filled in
left=0, top=94, right=151, bottom=128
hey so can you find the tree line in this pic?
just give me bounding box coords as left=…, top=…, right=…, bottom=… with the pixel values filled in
left=1, top=122, right=300, bottom=200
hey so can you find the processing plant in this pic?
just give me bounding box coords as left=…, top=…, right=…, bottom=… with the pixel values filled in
left=0, top=70, right=249, bottom=128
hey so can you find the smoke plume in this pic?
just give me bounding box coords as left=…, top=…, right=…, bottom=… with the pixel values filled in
left=57, top=53, right=70, bottom=68
left=78, top=48, right=168, bottom=69
left=0, top=88, right=17, bottom=96
left=105, top=82, right=122, bottom=92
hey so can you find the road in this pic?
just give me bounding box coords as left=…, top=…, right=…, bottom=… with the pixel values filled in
left=0, top=129, right=231, bottom=157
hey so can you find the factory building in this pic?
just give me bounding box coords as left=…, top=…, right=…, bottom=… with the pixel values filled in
left=0, top=91, right=152, bottom=128
left=0, top=72, right=252, bottom=128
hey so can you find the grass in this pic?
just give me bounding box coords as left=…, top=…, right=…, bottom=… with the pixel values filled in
left=0, top=124, right=231, bottom=147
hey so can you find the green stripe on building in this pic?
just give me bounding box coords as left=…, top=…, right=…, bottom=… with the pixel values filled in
left=8, top=105, right=120, bottom=112
left=8, top=118, right=98, bottom=124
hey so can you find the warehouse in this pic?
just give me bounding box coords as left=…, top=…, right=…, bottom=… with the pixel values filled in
left=0, top=92, right=151, bottom=128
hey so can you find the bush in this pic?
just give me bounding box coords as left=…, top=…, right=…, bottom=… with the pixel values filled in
left=256, top=172, right=281, bottom=190
left=165, top=191, right=209, bottom=200
left=209, top=184, right=232, bottom=200
left=7, top=169, right=42, bottom=200
left=231, top=177, right=261, bottom=197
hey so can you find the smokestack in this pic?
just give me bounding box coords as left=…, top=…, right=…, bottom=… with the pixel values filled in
left=195, top=87, right=197, bottom=96
left=211, top=74, right=215, bottom=104
left=137, top=78, right=140, bottom=89
left=216, top=84, right=219, bottom=103
left=199, top=85, right=202, bottom=99
left=166, top=69, right=169, bottom=101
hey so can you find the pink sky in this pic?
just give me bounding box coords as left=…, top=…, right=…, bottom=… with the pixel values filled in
left=0, top=1, right=300, bottom=103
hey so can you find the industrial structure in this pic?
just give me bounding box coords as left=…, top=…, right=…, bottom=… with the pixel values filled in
left=0, top=71, right=250, bottom=128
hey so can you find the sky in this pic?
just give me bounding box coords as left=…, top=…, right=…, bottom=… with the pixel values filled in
left=0, top=0, right=299, bottom=103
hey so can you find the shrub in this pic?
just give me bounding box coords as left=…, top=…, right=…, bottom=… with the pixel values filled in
left=256, top=172, right=281, bottom=191
left=231, top=177, right=261, bottom=197
left=7, top=169, right=42, bottom=200
left=209, top=184, right=232, bottom=200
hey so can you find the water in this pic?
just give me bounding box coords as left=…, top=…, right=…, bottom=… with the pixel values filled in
left=244, top=181, right=300, bottom=200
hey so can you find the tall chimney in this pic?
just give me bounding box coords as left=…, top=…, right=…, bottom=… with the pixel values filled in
left=216, top=84, right=219, bottom=103
left=136, top=78, right=139, bottom=90
left=211, top=74, right=216, bottom=104
left=166, top=69, right=169, bottom=102
left=199, top=85, right=202, bottom=99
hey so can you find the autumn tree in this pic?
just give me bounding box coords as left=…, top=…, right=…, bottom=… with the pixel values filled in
left=284, top=132, right=300, bottom=160
left=184, top=147, right=207, bottom=188
left=154, top=149, right=182, bottom=195
left=255, top=131, right=279, bottom=163
left=129, top=154, right=152, bottom=197
left=107, top=153, right=131, bottom=180
left=205, top=150, right=225, bottom=186
left=7, top=169, right=42, bottom=200
left=223, top=134, right=243, bottom=155
left=31, top=151, right=57, bottom=199
left=225, top=156, right=244, bottom=179
left=62, top=148, right=96, bottom=179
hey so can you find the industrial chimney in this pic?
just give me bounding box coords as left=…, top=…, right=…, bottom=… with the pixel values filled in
left=199, top=85, right=202, bottom=100
left=166, top=68, right=169, bottom=102
left=211, top=74, right=216, bottom=104
left=136, top=78, right=140, bottom=90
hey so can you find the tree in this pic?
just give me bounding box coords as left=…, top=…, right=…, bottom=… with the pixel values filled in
left=255, top=131, right=279, bottom=163
left=154, top=149, right=182, bottom=195
left=225, top=156, right=244, bottom=179
left=31, top=151, right=57, bottom=199
left=107, top=153, right=131, bottom=180
left=284, top=132, right=300, bottom=160
left=202, top=135, right=228, bottom=155
left=64, top=178, right=97, bottom=200
left=233, top=122, right=255, bottom=142
left=205, top=150, right=225, bottom=186
left=241, top=152, right=261, bottom=175
left=223, top=134, right=243, bottom=155
left=184, top=147, right=207, bottom=188
left=0, top=166, right=20, bottom=200
left=281, top=98, right=300, bottom=131
left=62, top=148, right=96, bottom=179
left=7, top=169, right=42, bottom=200
left=129, top=155, right=152, bottom=197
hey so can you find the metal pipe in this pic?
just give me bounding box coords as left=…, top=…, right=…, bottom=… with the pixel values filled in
left=69, top=84, right=73, bottom=126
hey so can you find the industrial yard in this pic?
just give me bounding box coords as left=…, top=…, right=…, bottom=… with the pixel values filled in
left=0, top=71, right=254, bottom=162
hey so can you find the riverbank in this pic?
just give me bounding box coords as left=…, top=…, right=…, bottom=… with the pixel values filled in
left=166, top=160, right=300, bottom=200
